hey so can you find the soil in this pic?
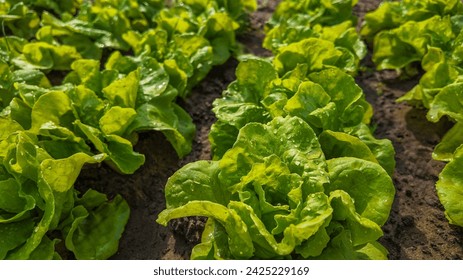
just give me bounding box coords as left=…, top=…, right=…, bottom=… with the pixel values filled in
left=74, top=0, right=463, bottom=260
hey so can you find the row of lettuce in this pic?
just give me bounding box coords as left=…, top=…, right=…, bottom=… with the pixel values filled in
left=362, top=0, right=463, bottom=227
left=0, top=0, right=256, bottom=259
left=157, top=0, right=397, bottom=260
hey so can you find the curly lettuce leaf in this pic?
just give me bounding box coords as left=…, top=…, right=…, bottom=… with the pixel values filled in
left=397, top=49, right=461, bottom=108
left=436, top=148, right=463, bottom=226
left=0, top=2, right=40, bottom=40
left=427, top=82, right=463, bottom=123
left=433, top=122, right=463, bottom=161
left=328, top=190, right=383, bottom=247
left=61, top=190, right=130, bottom=260
left=343, top=124, right=395, bottom=176
left=157, top=200, right=254, bottom=259
left=371, top=16, right=455, bottom=70
left=0, top=178, right=36, bottom=223
left=326, top=157, right=395, bottom=226
left=0, top=219, right=35, bottom=259
left=219, top=116, right=328, bottom=191
left=75, top=121, right=145, bottom=174
left=15, top=42, right=82, bottom=70
left=319, top=130, right=379, bottom=164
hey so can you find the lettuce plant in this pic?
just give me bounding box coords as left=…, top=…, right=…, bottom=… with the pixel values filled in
left=0, top=119, right=129, bottom=259
left=361, top=0, right=463, bottom=108
left=157, top=116, right=395, bottom=259
left=425, top=83, right=463, bottom=227
left=2, top=55, right=194, bottom=174
left=264, top=0, right=366, bottom=73
left=435, top=146, right=463, bottom=226
left=361, top=0, right=463, bottom=43
left=210, top=58, right=395, bottom=175
left=362, top=0, right=463, bottom=227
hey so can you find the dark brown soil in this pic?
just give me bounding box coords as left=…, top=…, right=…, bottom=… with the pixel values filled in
left=74, top=0, right=463, bottom=260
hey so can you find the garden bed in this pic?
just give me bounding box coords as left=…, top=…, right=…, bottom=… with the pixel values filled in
left=74, top=0, right=463, bottom=260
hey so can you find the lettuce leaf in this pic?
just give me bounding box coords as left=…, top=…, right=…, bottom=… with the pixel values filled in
left=427, top=82, right=463, bottom=123
left=0, top=2, right=40, bottom=40
left=435, top=148, right=463, bottom=226
left=433, top=123, right=463, bottom=161
left=61, top=190, right=130, bottom=260
left=371, top=15, right=456, bottom=70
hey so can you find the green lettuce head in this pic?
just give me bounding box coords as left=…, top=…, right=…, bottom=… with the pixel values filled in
left=157, top=116, right=395, bottom=259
